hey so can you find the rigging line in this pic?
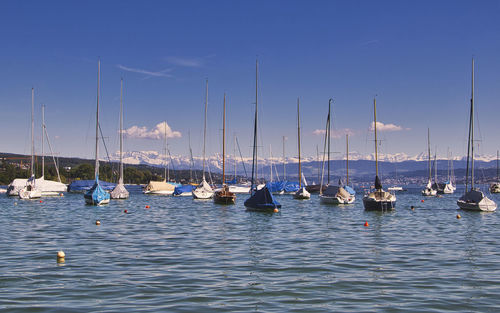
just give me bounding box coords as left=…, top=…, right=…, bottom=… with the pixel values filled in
left=167, top=148, right=178, bottom=182
left=98, top=122, right=116, bottom=181
left=43, top=126, right=62, bottom=183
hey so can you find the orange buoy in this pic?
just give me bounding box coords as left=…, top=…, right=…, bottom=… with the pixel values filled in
left=364, top=221, right=369, bottom=227
left=95, top=220, right=101, bottom=225
left=456, top=214, right=461, bottom=219
left=145, top=205, right=150, bottom=209
left=274, top=208, right=279, bottom=213
left=421, top=199, right=424, bottom=203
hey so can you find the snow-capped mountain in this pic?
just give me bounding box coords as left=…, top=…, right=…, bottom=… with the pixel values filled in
left=112, top=150, right=498, bottom=174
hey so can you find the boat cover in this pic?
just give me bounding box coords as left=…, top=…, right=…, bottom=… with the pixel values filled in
left=69, top=179, right=115, bottom=192
left=84, top=175, right=111, bottom=205
left=266, top=181, right=285, bottom=193
left=344, top=185, right=356, bottom=196
left=244, top=186, right=281, bottom=210
left=173, top=184, right=194, bottom=195
left=110, top=183, right=129, bottom=199
left=283, top=181, right=300, bottom=193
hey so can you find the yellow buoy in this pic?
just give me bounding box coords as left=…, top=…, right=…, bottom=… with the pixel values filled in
left=96, top=220, right=101, bottom=225
left=57, top=250, right=65, bottom=263
left=456, top=214, right=461, bottom=219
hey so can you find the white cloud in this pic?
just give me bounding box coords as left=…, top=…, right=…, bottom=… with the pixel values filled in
left=123, top=121, right=181, bottom=139
left=116, top=64, right=173, bottom=78
left=313, top=128, right=355, bottom=138
left=166, top=56, right=202, bottom=67
left=369, top=121, right=408, bottom=132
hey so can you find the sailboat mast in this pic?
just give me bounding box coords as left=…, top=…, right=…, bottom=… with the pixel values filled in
left=41, top=104, right=45, bottom=178
left=297, top=98, right=302, bottom=188
left=164, top=121, right=168, bottom=181
left=119, top=78, right=124, bottom=184
left=234, top=134, right=237, bottom=180
left=447, top=147, right=450, bottom=181
left=316, top=145, right=320, bottom=183
left=269, top=145, right=273, bottom=182
left=189, top=131, right=193, bottom=183
left=427, top=128, right=431, bottom=182
left=497, top=150, right=499, bottom=182
left=31, top=88, right=35, bottom=177
left=95, top=61, right=100, bottom=178
left=374, top=98, right=378, bottom=178
left=471, top=58, right=475, bottom=190
left=283, top=136, right=286, bottom=180
left=202, top=79, right=208, bottom=180
left=222, top=93, right=226, bottom=185
left=327, top=98, right=332, bottom=184
left=250, top=60, right=258, bottom=190
left=434, top=152, right=437, bottom=183
left=346, top=134, right=349, bottom=186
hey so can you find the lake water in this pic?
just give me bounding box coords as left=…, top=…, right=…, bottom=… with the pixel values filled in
left=0, top=185, right=499, bottom=312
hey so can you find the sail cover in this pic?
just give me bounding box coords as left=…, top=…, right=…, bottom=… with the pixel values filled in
left=374, top=175, right=382, bottom=190
left=7, top=177, right=67, bottom=195
left=68, top=180, right=115, bottom=193
left=110, top=183, right=129, bottom=199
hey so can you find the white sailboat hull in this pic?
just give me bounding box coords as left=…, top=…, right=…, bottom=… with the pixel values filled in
left=293, top=187, right=310, bottom=199
left=228, top=185, right=251, bottom=194
left=319, top=194, right=355, bottom=204
left=421, top=188, right=437, bottom=196
left=144, top=190, right=174, bottom=195
left=457, top=199, right=496, bottom=211
left=19, top=188, right=42, bottom=199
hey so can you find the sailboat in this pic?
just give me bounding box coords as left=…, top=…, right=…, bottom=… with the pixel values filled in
left=457, top=59, right=496, bottom=211
left=193, top=79, right=214, bottom=199
left=319, top=99, right=354, bottom=204
left=173, top=131, right=196, bottom=196
left=143, top=122, right=176, bottom=195
left=9, top=101, right=67, bottom=197
left=214, top=93, right=236, bottom=204
left=244, top=60, right=281, bottom=211
left=110, top=78, right=129, bottom=199
left=84, top=60, right=111, bottom=205
left=442, top=149, right=456, bottom=194
left=19, top=88, right=42, bottom=200
left=421, top=128, right=437, bottom=196
left=489, top=150, right=500, bottom=193
left=293, top=98, right=310, bottom=199
left=362, top=98, right=396, bottom=211
left=227, top=135, right=251, bottom=194
left=37, top=104, right=67, bottom=196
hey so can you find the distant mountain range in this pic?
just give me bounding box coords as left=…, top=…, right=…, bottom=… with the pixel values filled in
left=111, top=150, right=499, bottom=180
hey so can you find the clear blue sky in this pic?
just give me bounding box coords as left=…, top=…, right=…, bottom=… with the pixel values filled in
left=1, top=0, right=499, bottom=161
